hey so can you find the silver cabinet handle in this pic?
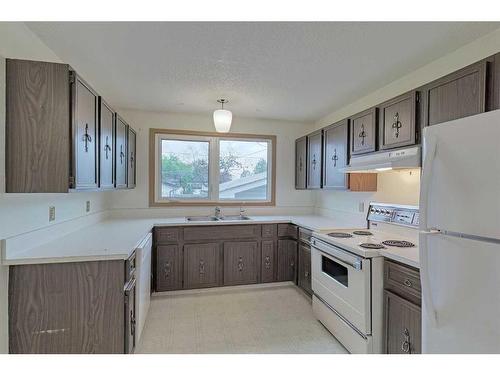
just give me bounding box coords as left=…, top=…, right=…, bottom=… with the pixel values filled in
left=163, top=261, right=171, bottom=279
left=199, top=259, right=205, bottom=276
left=401, top=328, right=411, bottom=353
left=264, top=255, right=271, bottom=269
left=83, top=123, right=92, bottom=152
left=404, top=279, right=412, bottom=287
left=238, top=257, right=244, bottom=272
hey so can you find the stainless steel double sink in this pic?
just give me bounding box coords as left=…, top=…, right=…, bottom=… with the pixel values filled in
left=186, top=215, right=252, bottom=222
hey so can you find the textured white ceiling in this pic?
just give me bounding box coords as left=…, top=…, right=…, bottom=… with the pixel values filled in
left=27, top=22, right=500, bottom=122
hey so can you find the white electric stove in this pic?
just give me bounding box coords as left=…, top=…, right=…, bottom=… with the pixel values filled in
left=311, top=202, right=419, bottom=354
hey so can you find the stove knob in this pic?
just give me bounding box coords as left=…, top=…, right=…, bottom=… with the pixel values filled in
left=375, top=209, right=381, bottom=214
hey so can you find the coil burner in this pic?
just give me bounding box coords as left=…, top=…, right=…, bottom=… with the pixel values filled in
left=382, top=240, right=415, bottom=248
left=359, top=243, right=386, bottom=249
left=327, top=232, right=353, bottom=238
left=352, top=230, right=373, bottom=236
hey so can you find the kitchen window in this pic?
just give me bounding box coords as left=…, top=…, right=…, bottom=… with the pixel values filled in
left=150, top=129, right=276, bottom=206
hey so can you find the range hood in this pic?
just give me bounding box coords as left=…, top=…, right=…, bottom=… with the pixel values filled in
left=341, top=146, right=421, bottom=173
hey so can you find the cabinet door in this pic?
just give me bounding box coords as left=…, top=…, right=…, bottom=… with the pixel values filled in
left=127, top=127, right=136, bottom=189
left=72, top=75, right=98, bottom=189
left=350, top=108, right=377, bottom=155
left=261, top=240, right=276, bottom=283
left=115, top=116, right=128, bottom=188
left=323, top=119, right=349, bottom=189
left=277, top=239, right=297, bottom=282
left=379, top=91, right=417, bottom=150
left=384, top=290, right=422, bottom=354
left=298, top=244, right=312, bottom=295
left=99, top=99, right=114, bottom=189
left=295, top=136, right=307, bottom=189
left=306, top=130, right=322, bottom=189
left=422, top=61, right=487, bottom=127
left=223, top=241, right=259, bottom=286
left=6, top=59, right=70, bottom=193
left=184, top=243, right=221, bottom=289
left=156, top=245, right=183, bottom=291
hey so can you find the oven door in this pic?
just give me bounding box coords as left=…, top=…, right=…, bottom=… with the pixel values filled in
left=311, top=239, right=372, bottom=335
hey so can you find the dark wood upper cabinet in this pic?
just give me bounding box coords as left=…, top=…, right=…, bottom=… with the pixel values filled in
left=115, top=115, right=128, bottom=189
left=127, top=127, right=137, bottom=189
left=323, top=119, right=349, bottom=189
left=350, top=107, right=377, bottom=155
left=378, top=91, right=417, bottom=150
left=99, top=99, right=115, bottom=189
left=421, top=60, right=488, bottom=127
left=295, top=136, right=307, bottom=189
left=306, top=130, right=322, bottom=189
left=71, top=74, right=99, bottom=190
left=6, top=59, right=70, bottom=193
left=5, top=59, right=137, bottom=193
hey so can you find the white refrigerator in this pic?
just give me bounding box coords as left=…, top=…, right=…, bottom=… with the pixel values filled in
left=420, top=109, right=500, bottom=353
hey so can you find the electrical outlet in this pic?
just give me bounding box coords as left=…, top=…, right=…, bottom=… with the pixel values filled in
left=86, top=201, right=91, bottom=213
left=358, top=202, right=365, bottom=213
left=49, top=206, right=56, bottom=222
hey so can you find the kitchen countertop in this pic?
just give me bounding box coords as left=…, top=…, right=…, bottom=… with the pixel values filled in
left=2, top=214, right=419, bottom=268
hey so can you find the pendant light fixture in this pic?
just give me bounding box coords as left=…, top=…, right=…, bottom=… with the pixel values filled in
left=213, top=99, right=232, bottom=133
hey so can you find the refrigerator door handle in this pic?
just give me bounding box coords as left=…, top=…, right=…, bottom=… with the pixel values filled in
left=419, top=132, right=438, bottom=231
left=419, top=231, right=439, bottom=325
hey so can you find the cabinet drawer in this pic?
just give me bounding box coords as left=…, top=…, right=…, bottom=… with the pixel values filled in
left=184, top=225, right=260, bottom=241
left=384, top=260, right=421, bottom=305
left=155, top=227, right=181, bottom=244
left=298, top=227, right=312, bottom=245
left=278, top=224, right=298, bottom=239
left=262, top=224, right=277, bottom=238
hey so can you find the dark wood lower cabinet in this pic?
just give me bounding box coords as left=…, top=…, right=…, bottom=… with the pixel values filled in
left=261, top=240, right=276, bottom=283
left=298, top=244, right=312, bottom=295
left=156, top=244, right=183, bottom=291
left=223, top=241, right=259, bottom=286
left=277, top=239, right=297, bottom=282
left=384, top=260, right=422, bottom=354
left=9, top=260, right=125, bottom=354
left=384, top=290, right=421, bottom=354
left=183, top=242, right=221, bottom=289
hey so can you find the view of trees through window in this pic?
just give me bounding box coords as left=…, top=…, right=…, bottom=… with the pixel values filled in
left=160, top=138, right=269, bottom=201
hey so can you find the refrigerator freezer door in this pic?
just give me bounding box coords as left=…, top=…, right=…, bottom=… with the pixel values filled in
left=420, top=110, right=500, bottom=239
left=421, top=231, right=500, bottom=353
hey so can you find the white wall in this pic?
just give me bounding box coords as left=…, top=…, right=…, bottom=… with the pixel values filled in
left=110, top=109, right=315, bottom=217
left=312, top=27, right=500, bottom=219
left=0, top=23, right=112, bottom=354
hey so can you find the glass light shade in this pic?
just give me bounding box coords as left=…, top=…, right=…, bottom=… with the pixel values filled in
left=213, top=109, right=232, bottom=133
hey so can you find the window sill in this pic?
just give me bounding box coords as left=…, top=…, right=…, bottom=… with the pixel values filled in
left=149, top=200, right=275, bottom=207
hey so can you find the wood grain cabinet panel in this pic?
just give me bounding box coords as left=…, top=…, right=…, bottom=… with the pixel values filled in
left=156, top=245, right=183, bottom=291
left=350, top=108, right=377, bottom=155
left=262, top=224, right=277, bottom=238
left=379, top=91, right=417, bottom=150
left=156, top=227, right=182, bottom=244
left=298, top=244, right=312, bottom=295
left=184, top=225, right=260, bottom=241
left=6, top=59, right=70, bottom=193
left=9, top=260, right=124, bottom=354
left=72, top=74, right=99, bottom=189
left=223, top=241, right=259, bottom=286
left=422, top=61, right=487, bottom=127
left=261, top=240, right=276, bottom=283
left=323, top=119, right=349, bottom=189
left=384, top=290, right=421, bottom=354
left=127, top=127, right=137, bottom=189
left=306, top=130, right=322, bottom=189
left=99, top=99, right=115, bottom=188
left=278, top=224, right=298, bottom=239
left=277, top=239, right=297, bottom=282
left=295, top=136, right=307, bottom=189
left=183, top=243, right=221, bottom=289
left=115, top=115, right=128, bottom=188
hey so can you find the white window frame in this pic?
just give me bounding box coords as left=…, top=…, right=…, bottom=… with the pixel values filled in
left=151, top=130, right=275, bottom=206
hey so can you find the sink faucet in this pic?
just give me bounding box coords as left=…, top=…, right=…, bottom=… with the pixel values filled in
left=215, top=206, right=222, bottom=219
left=239, top=206, right=246, bottom=217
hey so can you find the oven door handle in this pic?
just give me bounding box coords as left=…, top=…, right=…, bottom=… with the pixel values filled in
left=311, top=238, right=363, bottom=270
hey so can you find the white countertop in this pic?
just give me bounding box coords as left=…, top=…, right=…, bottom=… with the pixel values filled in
left=2, top=214, right=419, bottom=268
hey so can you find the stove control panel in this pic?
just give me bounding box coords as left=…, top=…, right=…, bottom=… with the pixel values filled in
left=367, top=203, right=419, bottom=227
